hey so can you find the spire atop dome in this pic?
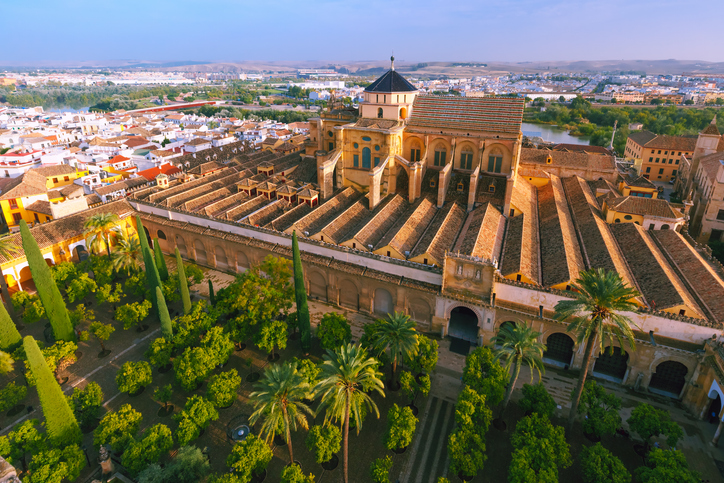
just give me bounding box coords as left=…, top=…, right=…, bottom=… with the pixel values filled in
left=390, top=55, right=395, bottom=71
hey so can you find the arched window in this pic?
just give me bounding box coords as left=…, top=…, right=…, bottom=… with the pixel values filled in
left=661, top=224, right=670, bottom=230
left=377, top=107, right=383, bottom=118
left=157, top=230, right=167, bottom=240
left=400, top=107, right=408, bottom=119
left=433, top=144, right=447, bottom=167
left=460, top=149, right=474, bottom=170
left=362, top=147, right=371, bottom=169
left=409, top=140, right=421, bottom=162
left=487, top=147, right=503, bottom=173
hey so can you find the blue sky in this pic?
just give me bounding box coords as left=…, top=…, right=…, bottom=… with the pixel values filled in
left=3, top=0, right=721, bottom=64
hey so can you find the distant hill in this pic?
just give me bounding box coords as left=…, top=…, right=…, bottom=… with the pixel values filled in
left=1, top=59, right=723, bottom=76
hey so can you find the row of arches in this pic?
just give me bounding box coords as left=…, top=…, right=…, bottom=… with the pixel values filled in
left=402, top=136, right=512, bottom=174
left=162, top=228, right=433, bottom=327
left=449, top=309, right=691, bottom=399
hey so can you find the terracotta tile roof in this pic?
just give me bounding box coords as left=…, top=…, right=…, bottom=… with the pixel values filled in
left=698, top=152, right=724, bottom=182
left=227, top=195, right=271, bottom=222
left=137, top=164, right=182, bottom=181
left=355, top=119, right=402, bottom=130
left=652, top=229, right=724, bottom=324
left=622, top=173, right=656, bottom=189
left=520, top=148, right=616, bottom=172
left=352, top=194, right=410, bottom=250
left=34, top=164, right=77, bottom=177
left=266, top=202, right=312, bottom=232
left=605, top=196, right=682, bottom=219
left=701, top=118, right=720, bottom=136
left=627, top=131, right=658, bottom=146
left=410, top=202, right=466, bottom=265
left=537, top=175, right=585, bottom=287
left=384, top=196, right=437, bottom=255
left=246, top=199, right=290, bottom=227
left=611, top=223, right=702, bottom=314
left=24, top=200, right=52, bottom=215
left=628, top=130, right=697, bottom=151
left=293, top=187, right=362, bottom=236
left=0, top=170, right=48, bottom=200
left=562, top=176, right=638, bottom=291
left=454, top=202, right=505, bottom=261
left=552, top=143, right=612, bottom=155
left=319, top=200, right=373, bottom=245
left=205, top=191, right=249, bottom=218
left=501, top=178, right=540, bottom=282
left=0, top=200, right=134, bottom=263
left=408, top=96, right=524, bottom=134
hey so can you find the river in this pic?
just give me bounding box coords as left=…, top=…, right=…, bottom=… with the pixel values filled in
left=521, top=122, right=590, bottom=145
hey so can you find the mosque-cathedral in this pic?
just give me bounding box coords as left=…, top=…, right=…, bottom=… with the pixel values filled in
left=5, top=59, right=724, bottom=426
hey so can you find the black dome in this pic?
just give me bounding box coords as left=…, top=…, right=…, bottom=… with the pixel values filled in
left=364, top=69, right=417, bottom=93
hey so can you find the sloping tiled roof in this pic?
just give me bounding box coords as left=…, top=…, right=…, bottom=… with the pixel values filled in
left=0, top=200, right=135, bottom=263
left=698, top=152, right=724, bottom=182
left=605, top=196, right=681, bottom=219
left=24, top=200, right=52, bottom=215
left=519, top=148, right=616, bottom=171
left=364, top=70, right=417, bottom=93
left=629, top=130, right=697, bottom=151
left=34, top=164, right=77, bottom=177
left=622, top=173, right=656, bottom=189
left=454, top=202, right=505, bottom=261
left=701, top=118, right=720, bottom=136
left=537, top=175, right=585, bottom=287
left=501, top=178, right=540, bottom=283
left=651, top=229, right=724, bottom=324
left=0, top=170, right=48, bottom=200
left=610, top=223, right=701, bottom=313
left=408, top=96, right=524, bottom=134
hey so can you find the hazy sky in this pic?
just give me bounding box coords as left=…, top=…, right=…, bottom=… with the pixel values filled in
left=4, top=0, right=722, bottom=64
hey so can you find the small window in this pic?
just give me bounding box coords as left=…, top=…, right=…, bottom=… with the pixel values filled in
left=646, top=167, right=651, bottom=173
left=614, top=218, right=621, bottom=223
left=362, top=136, right=371, bottom=142
left=320, top=236, right=324, bottom=241
left=659, top=168, right=664, bottom=174
left=9, top=199, right=18, bottom=209
left=460, top=151, right=473, bottom=170
left=352, top=243, right=356, bottom=248
left=64, top=176, right=70, bottom=182
left=53, top=177, right=58, bottom=183
left=430, top=179, right=437, bottom=188
left=664, top=151, right=668, bottom=155
left=488, top=184, right=495, bottom=193
left=377, top=108, right=383, bottom=118
left=328, top=142, right=334, bottom=151
left=353, top=155, right=359, bottom=167
left=679, top=309, right=686, bottom=316
left=423, top=258, right=428, bottom=265
left=374, top=157, right=380, bottom=167
left=509, top=209, right=515, bottom=217
left=716, top=209, right=724, bottom=221
left=386, top=251, right=391, bottom=257
left=649, top=157, right=653, bottom=162
left=655, top=158, right=659, bottom=163
left=516, top=274, right=522, bottom=282
left=374, top=145, right=380, bottom=151
left=457, top=182, right=464, bottom=192
left=328, top=131, right=333, bottom=137
left=658, top=150, right=661, bottom=154
left=624, top=215, right=633, bottom=220
left=434, top=150, right=446, bottom=166
left=353, top=143, right=358, bottom=149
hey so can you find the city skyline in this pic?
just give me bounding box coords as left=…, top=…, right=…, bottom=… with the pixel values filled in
left=4, top=0, right=722, bottom=64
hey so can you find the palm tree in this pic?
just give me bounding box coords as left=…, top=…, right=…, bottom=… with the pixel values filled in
left=316, top=344, right=385, bottom=483
left=370, top=311, right=419, bottom=385
left=249, top=361, right=314, bottom=465
left=112, top=232, right=142, bottom=275
left=0, top=236, right=20, bottom=323
left=491, top=323, right=545, bottom=424
left=84, top=213, right=121, bottom=258
left=554, top=268, right=639, bottom=431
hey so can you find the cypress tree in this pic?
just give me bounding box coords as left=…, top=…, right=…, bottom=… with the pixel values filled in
left=176, top=248, right=192, bottom=315
left=136, top=215, right=162, bottom=305
left=208, top=279, right=215, bottom=306
left=19, top=220, right=74, bottom=342
left=0, top=299, right=21, bottom=351
left=156, top=287, right=173, bottom=341
left=292, top=231, right=311, bottom=353
left=24, top=336, right=81, bottom=446
left=154, top=241, right=169, bottom=282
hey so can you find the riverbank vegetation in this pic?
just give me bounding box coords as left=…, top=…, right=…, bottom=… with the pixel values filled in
left=525, top=98, right=723, bottom=155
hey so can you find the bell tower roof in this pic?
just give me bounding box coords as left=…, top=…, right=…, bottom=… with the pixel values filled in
left=364, top=67, right=417, bottom=94
left=701, top=115, right=720, bottom=136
